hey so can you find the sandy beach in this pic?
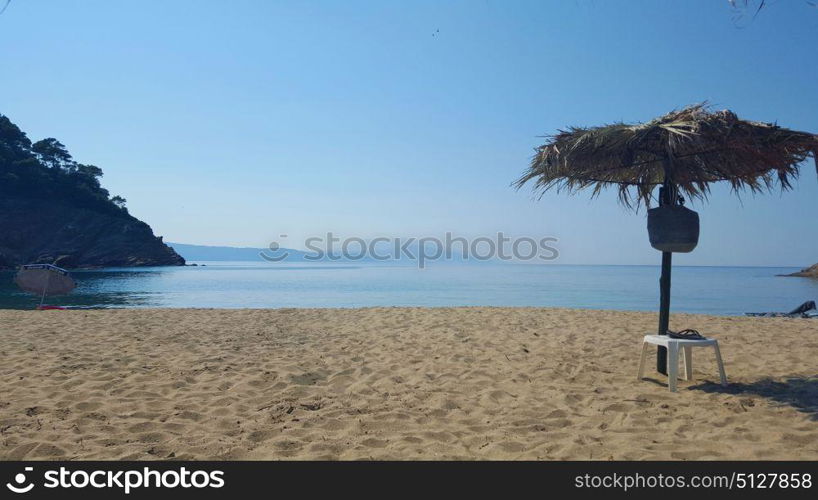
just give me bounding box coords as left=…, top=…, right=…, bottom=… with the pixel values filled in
left=0, top=307, right=815, bottom=460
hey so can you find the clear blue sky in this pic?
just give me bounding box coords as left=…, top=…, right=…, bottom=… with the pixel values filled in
left=1, top=0, right=816, bottom=266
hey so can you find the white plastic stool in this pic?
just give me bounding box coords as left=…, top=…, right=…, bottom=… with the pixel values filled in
left=637, top=334, right=727, bottom=392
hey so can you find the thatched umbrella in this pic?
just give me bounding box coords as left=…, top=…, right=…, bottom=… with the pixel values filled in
left=515, top=104, right=818, bottom=375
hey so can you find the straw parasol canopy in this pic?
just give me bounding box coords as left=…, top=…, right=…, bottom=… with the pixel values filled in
left=515, top=104, right=818, bottom=376
left=514, top=104, right=818, bottom=209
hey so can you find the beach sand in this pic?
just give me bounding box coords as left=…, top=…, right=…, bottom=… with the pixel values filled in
left=0, top=307, right=815, bottom=460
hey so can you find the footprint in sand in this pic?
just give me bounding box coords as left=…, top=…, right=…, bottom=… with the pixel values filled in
left=175, top=410, right=203, bottom=422
left=272, top=439, right=303, bottom=451
left=289, top=372, right=328, bottom=386
left=75, top=401, right=102, bottom=411
left=545, top=409, right=568, bottom=419
left=319, top=418, right=348, bottom=431
left=247, top=430, right=276, bottom=443
left=4, top=442, right=38, bottom=460
left=486, top=390, right=517, bottom=404
left=361, top=438, right=388, bottom=448
left=602, top=402, right=631, bottom=413
left=127, top=422, right=157, bottom=433
left=423, top=431, right=455, bottom=442
left=137, top=432, right=169, bottom=444
left=495, top=441, right=526, bottom=453
left=31, top=442, right=66, bottom=458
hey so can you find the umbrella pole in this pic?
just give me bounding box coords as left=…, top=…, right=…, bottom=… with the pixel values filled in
left=39, top=272, right=51, bottom=309
left=656, top=162, right=677, bottom=375
left=656, top=251, right=672, bottom=374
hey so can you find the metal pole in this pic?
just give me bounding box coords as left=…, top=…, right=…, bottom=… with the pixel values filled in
left=656, top=251, right=671, bottom=374
left=656, top=158, right=677, bottom=375
left=39, top=272, right=51, bottom=309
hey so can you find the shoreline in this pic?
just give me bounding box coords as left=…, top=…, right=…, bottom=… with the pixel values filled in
left=5, top=304, right=818, bottom=316
left=1, top=307, right=816, bottom=460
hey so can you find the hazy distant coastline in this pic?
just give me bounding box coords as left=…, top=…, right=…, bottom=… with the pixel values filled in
left=167, top=242, right=304, bottom=262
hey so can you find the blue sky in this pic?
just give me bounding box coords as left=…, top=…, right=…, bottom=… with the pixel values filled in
left=1, top=0, right=816, bottom=266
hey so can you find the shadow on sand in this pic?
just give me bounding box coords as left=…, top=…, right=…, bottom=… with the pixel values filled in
left=691, top=376, right=818, bottom=420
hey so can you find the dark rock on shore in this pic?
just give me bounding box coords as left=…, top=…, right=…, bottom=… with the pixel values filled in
left=782, top=263, right=818, bottom=278
left=0, top=197, right=185, bottom=269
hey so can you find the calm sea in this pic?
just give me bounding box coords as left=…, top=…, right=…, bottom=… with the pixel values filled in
left=1, top=262, right=817, bottom=315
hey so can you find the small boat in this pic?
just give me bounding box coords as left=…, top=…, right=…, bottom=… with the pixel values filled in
left=14, top=264, right=77, bottom=309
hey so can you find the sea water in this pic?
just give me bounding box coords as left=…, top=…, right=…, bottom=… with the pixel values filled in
left=1, top=262, right=816, bottom=315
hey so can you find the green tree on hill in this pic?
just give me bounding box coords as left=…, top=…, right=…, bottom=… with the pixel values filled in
left=111, top=195, right=127, bottom=210
left=32, top=138, right=73, bottom=170
left=0, top=113, right=129, bottom=216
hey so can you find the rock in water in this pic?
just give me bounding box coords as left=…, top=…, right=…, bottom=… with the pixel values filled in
left=785, top=263, right=818, bottom=278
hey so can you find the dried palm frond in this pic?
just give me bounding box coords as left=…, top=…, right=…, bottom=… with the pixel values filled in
left=515, top=104, right=818, bottom=209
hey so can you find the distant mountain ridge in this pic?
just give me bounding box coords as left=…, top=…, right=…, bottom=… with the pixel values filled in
left=167, top=242, right=307, bottom=262
left=167, top=242, right=392, bottom=263
left=167, top=241, right=504, bottom=264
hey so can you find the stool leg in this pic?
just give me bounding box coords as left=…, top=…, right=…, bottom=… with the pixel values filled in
left=637, top=342, right=649, bottom=381
left=683, top=346, right=692, bottom=381
left=667, top=343, right=679, bottom=392
left=713, top=342, right=727, bottom=386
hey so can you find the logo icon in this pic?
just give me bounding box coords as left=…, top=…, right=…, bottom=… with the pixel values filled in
left=6, top=467, right=34, bottom=494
